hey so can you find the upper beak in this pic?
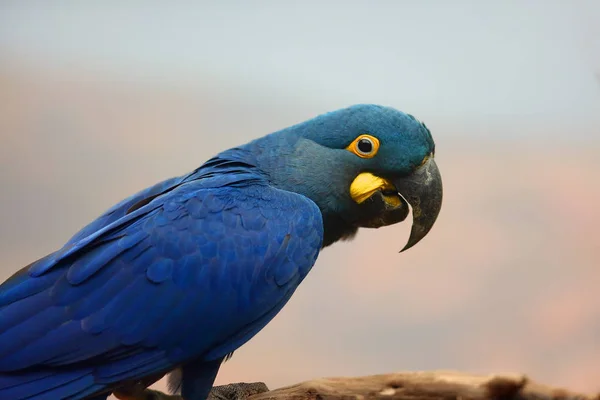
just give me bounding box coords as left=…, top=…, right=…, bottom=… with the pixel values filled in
left=393, top=157, right=443, bottom=252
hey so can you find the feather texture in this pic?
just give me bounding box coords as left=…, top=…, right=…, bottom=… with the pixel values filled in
left=0, top=156, right=323, bottom=399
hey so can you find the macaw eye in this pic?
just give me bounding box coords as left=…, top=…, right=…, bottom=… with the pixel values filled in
left=346, top=134, right=380, bottom=159
left=357, top=138, right=374, bottom=154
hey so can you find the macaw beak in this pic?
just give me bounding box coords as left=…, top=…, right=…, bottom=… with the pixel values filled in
left=394, top=157, right=443, bottom=252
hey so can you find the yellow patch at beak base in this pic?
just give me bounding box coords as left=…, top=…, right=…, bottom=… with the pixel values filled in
left=349, top=172, right=401, bottom=206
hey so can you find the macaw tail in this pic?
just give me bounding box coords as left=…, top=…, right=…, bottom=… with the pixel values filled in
left=0, top=369, right=107, bottom=400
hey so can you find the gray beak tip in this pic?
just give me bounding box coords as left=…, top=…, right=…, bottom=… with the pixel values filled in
left=394, top=157, right=443, bottom=253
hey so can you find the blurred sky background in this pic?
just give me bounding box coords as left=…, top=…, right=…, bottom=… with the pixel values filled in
left=1, top=0, right=599, bottom=396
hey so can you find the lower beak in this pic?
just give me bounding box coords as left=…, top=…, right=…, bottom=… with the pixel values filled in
left=393, top=157, right=443, bottom=252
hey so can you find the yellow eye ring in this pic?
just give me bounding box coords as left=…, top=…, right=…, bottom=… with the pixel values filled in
left=345, top=134, right=380, bottom=159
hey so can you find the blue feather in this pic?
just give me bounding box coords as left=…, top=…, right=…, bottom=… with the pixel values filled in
left=0, top=369, right=97, bottom=400
left=0, top=265, right=61, bottom=307
left=66, top=231, right=148, bottom=285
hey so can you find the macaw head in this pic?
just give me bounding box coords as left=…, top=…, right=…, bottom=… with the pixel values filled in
left=244, top=104, right=443, bottom=250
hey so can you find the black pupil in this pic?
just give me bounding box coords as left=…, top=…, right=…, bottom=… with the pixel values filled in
left=357, top=138, right=373, bottom=153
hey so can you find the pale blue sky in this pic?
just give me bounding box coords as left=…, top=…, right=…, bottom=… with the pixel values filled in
left=1, top=1, right=599, bottom=125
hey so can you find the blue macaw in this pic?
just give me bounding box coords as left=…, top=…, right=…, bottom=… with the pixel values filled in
left=0, top=104, right=442, bottom=400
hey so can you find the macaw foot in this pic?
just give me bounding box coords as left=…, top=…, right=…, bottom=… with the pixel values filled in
left=208, top=382, right=270, bottom=400
left=113, top=382, right=269, bottom=400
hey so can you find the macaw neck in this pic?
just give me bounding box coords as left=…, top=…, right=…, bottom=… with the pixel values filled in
left=201, top=133, right=360, bottom=248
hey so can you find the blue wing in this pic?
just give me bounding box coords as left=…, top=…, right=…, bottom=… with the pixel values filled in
left=0, top=166, right=323, bottom=399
